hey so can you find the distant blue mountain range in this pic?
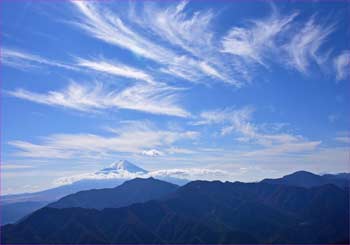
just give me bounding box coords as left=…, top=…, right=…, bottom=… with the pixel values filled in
left=48, top=177, right=178, bottom=210
left=1, top=160, right=186, bottom=225
left=1, top=160, right=349, bottom=244
left=261, top=170, right=350, bottom=188
left=2, top=175, right=348, bottom=244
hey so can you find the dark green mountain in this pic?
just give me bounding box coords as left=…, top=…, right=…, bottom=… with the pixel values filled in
left=1, top=201, right=48, bottom=225
left=48, top=177, right=179, bottom=209
left=1, top=160, right=185, bottom=225
left=261, top=170, right=350, bottom=188
left=2, top=180, right=348, bottom=244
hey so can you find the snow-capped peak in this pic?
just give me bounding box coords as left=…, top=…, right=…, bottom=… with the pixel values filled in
left=98, top=160, right=148, bottom=174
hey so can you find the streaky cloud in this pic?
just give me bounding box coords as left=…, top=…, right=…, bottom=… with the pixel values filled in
left=284, top=16, right=335, bottom=74
left=8, top=81, right=190, bottom=117
left=221, top=12, right=298, bottom=66
left=76, top=58, right=156, bottom=84
left=71, top=1, right=167, bottom=61
left=140, top=1, right=214, bottom=58
left=9, top=121, right=199, bottom=159
left=71, top=1, right=238, bottom=85
left=196, top=106, right=321, bottom=155
left=1, top=47, right=77, bottom=71
left=334, top=50, right=350, bottom=81
left=134, top=1, right=238, bottom=84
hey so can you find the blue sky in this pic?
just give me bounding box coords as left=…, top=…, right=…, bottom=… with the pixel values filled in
left=1, top=0, right=349, bottom=194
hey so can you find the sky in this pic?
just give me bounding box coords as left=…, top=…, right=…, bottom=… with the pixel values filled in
left=1, top=0, right=350, bottom=195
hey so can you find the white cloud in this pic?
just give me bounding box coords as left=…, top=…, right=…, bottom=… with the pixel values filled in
left=8, top=140, right=76, bottom=159
left=335, top=136, right=350, bottom=144
left=2, top=48, right=159, bottom=86
left=9, top=122, right=199, bottom=159
left=71, top=1, right=237, bottom=85
left=139, top=1, right=214, bottom=57
left=113, top=83, right=189, bottom=117
left=150, top=168, right=232, bottom=181
left=1, top=164, right=33, bottom=170
left=165, top=147, right=195, bottom=154
left=334, top=50, right=350, bottom=81
left=159, top=55, right=229, bottom=84
left=76, top=58, right=155, bottom=84
left=136, top=1, right=237, bottom=84
left=198, top=62, right=226, bottom=81
left=8, top=81, right=189, bottom=117
left=71, top=1, right=168, bottom=61
left=141, top=149, right=163, bottom=157
left=2, top=2, right=234, bottom=87
left=242, top=140, right=321, bottom=156
left=221, top=12, right=297, bottom=66
left=55, top=167, right=233, bottom=186
left=55, top=170, right=141, bottom=186
left=221, top=11, right=336, bottom=76
left=1, top=48, right=76, bottom=71
left=333, top=131, right=350, bottom=144
left=284, top=16, right=334, bottom=73
left=195, top=106, right=255, bottom=137
left=196, top=106, right=321, bottom=155
left=69, top=1, right=338, bottom=85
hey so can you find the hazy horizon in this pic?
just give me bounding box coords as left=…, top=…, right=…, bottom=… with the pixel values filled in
left=3, top=159, right=349, bottom=195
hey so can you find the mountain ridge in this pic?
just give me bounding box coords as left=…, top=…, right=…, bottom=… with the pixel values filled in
left=2, top=166, right=349, bottom=225
left=261, top=170, right=350, bottom=188
left=2, top=178, right=348, bottom=244
left=48, top=177, right=178, bottom=210
left=1, top=160, right=189, bottom=225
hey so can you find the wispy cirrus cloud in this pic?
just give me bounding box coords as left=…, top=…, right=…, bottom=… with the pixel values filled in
left=8, top=81, right=189, bottom=117
left=139, top=1, right=214, bottom=57
left=334, top=136, right=350, bottom=144
left=71, top=1, right=236, bottom=85
left=9, top=121, right=199, bottom=159
left=334, top=131, right=350, bottom=144
left=76, top=58, right=155, bottom=84
left=5, top=2, right=338, bottom=89
left=242, top=140, right=321, bottom=157
left=221, top=11, right=335, bottom=76
left=159, top=55, right=229, bottom=84
left=221, top=12, right=297, bottom=66
left=195, top=106, right=321, bottom=155
left=194, top=106, right=255, bottom=137
left=165, top=147, right=195, bottom=155
left=71, top=1, right=167, bottom=61
left=1, top=164, right=34, bottom=170
left=284, top=16, right=335, bottom=74
left=1, top=47, right=76, bottom=71
left=2, top=47, right=157, bottom=85
left=334, top=50, right=350, bottom=81
left=2, top=47, right=155, bottom=85
left=134, top=1, right=237, bottom=84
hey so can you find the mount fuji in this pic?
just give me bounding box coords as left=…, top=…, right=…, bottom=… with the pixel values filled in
left=98, top=160, right=148, bottom=174
left=3, top=161, right=148, bottom=204
left=1, top=160, right=186, bottom=225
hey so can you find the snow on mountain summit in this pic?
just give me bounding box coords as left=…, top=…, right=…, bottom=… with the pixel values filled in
left=98, top=160, right=148, bottom=174
left=56, top=160, right=224, bottom=187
